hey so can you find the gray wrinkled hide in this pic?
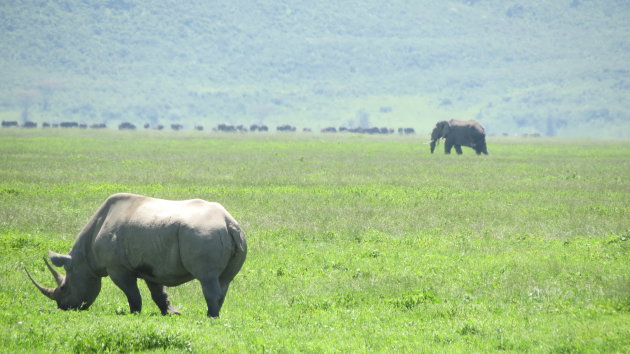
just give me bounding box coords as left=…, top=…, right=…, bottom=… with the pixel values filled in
left=27, top=193, right=247, bottom=317
left=430, top=119, right=488, bottom=155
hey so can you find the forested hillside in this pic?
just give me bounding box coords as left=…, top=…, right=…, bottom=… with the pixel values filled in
left=1, top=1, right=629, bottom=137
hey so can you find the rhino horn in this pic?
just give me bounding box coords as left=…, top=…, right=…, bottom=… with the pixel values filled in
left=24, top=267, right=56, bottom=300
left=43, top=256, right=65, bottom=286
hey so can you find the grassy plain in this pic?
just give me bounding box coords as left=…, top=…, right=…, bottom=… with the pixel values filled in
left=0, top=129, right=628, bottom=352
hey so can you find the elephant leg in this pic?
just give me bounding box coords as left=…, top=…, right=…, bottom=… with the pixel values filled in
left=444, top=140, right=453, bottom=154
left=454, top=145, right=463, bottom=154
left=145, top=279, right=180, bottom=315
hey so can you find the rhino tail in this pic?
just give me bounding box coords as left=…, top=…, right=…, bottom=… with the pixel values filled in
left=227, top=221, right=247, bottom=255
left=223, top=221, right=247, bottom=279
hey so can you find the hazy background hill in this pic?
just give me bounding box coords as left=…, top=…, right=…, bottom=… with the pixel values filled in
left=1, top=0, right=629, bottom=137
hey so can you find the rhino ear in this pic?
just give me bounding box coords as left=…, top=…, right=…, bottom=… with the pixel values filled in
left=48, top=250, right=72, bottom=267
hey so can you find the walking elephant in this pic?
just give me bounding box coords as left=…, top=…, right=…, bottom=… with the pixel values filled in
left=430, top=119, right=488, bottom=155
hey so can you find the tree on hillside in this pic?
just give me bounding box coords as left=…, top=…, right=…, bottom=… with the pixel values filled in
left=35, top=78, right=66, bottom=112
left=14, top=89, right=40, bottom=123
left=357, top=110, right=371, bottom=129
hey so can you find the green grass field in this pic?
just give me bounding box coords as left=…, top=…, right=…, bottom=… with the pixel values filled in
left=0, top=130, right=628, bottom=352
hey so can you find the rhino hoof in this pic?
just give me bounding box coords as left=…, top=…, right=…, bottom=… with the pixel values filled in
left=166, top=306, right=181, bottom=315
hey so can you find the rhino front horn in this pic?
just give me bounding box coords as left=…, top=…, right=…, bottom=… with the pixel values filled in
left=24, top=267, right=56, bottom=300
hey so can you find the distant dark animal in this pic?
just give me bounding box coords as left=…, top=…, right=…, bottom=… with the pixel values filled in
left=144, top=123, right=150, bottom=129
left=321, top=126, right=337, bottom=133
left=90, top=123, right=107, bottom=129
left=250, top=124, right=269, bottom=132
left=342, top=126, right=394, bottom=134
left=25, top=193, right=247, bottom=318
left=155, top=124, right=164, bottom=130
left=22, top=121, right=37, bottom=128
left=303, top=128, right=312, bottom=132
left=118, top=122, right=136, bottom=130
left=430, top=119, right=488, bottom=155
left=171, top=124, right=183, bottom=131
left=236, top=125, right=247, bottom=132
left=60, top=122, right=79, bottom=128
left=2, top=121, right=19, bottom=127
left=195, top=125, right=204, bottom=131
left=42, top=122, right=51, bottom=128
left=217, top=123, right=236, bottom=132
left=276, top=124, right=296, bottom=132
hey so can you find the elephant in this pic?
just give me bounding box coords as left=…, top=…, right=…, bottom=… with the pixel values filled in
left=430, top=119, right=488, bottom=155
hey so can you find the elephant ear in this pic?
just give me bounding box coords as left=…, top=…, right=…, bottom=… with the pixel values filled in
left=441, top=121, right=450, bottom=136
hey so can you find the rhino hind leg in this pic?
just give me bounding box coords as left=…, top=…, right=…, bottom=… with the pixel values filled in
left=200, top=276, right=224, bottom=318
left=145, top=280, right=180, bottom=315
left=217, top=279, right=235, bottom=314
left=109, top=269, right=142, bottom=313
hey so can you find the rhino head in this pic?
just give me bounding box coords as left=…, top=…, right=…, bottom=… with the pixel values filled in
left=25, top=250, right=102, bottom=310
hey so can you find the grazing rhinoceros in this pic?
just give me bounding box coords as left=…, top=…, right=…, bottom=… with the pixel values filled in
left=25, top=193, right=247, bottom=318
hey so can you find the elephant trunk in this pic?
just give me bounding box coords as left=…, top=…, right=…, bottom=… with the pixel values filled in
left=430, top=138, right=440, bottom=153
left=429, top=126, right=442, bottom=154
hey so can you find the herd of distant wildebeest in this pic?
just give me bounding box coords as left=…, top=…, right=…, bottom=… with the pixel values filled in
left=1, top=119, right=416, bottom=134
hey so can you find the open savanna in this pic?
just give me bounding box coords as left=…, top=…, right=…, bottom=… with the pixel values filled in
left=0, top=129, right=628, bottom=352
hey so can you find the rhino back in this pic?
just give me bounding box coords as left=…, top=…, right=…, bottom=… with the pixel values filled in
left=91, top=196, right=234, bottom=285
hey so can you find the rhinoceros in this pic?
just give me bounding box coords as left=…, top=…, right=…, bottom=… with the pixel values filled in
left=25, top=193, right=247, bottom=318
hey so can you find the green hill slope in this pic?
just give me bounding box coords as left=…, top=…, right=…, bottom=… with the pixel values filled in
left=1, top=1, right=628, bottom=137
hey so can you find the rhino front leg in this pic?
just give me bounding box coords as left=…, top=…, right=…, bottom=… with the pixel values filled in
left=109, top=269, right=142, bottom=313
left=200, top=276, right=223, bottom=318
left=145, top=280, right=180, bottom=315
